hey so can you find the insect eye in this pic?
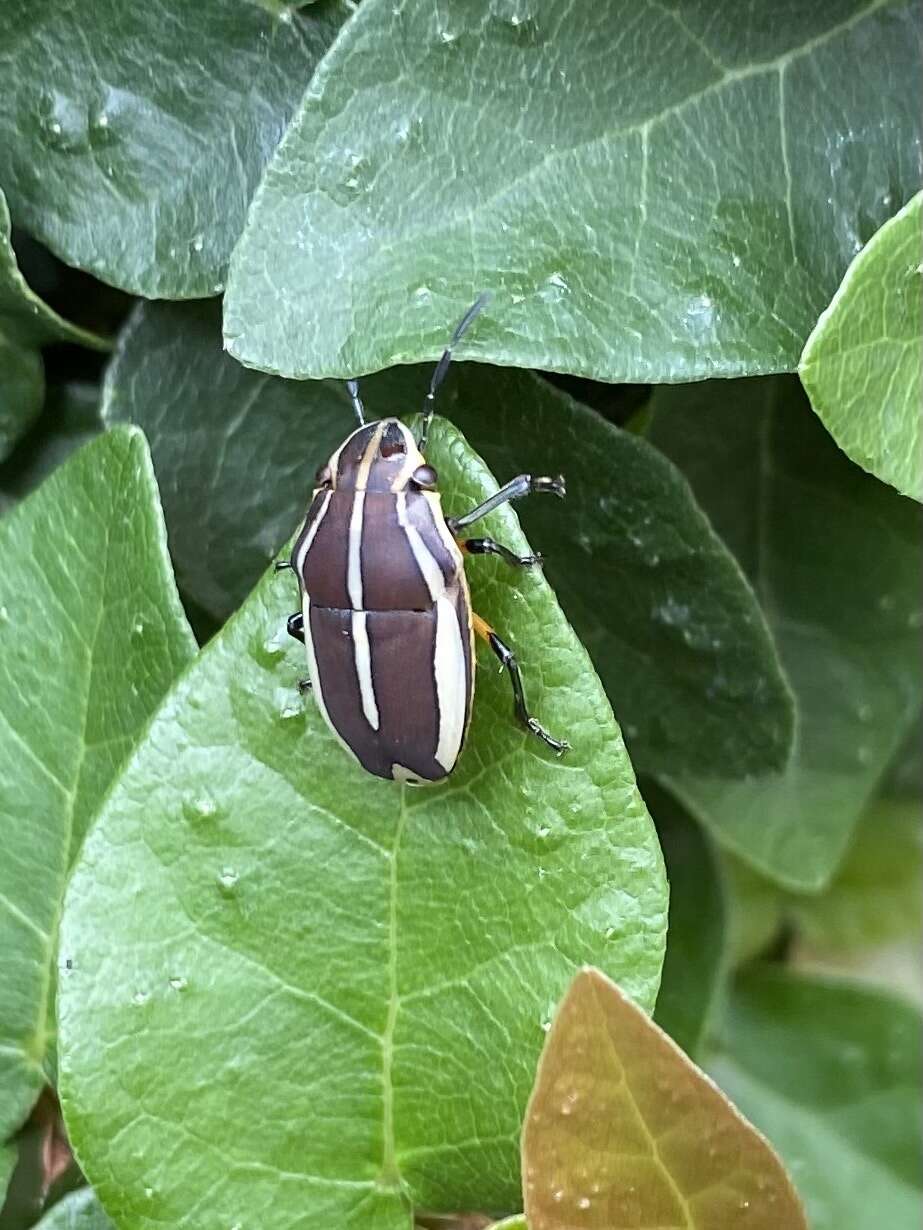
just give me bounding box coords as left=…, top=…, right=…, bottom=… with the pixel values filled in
left=411, top=464, right=438, bottom=490
left=315, top=464, right=333, bottom=488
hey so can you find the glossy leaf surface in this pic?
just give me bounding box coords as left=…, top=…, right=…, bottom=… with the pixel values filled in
left=0, top=0, right=345, bottom=297
left=801, top=192, right=923, bottom=502
left=522, top=968, right=806, bottom=1230
left=650, top=377, right=923, bottom=889
left=225, top=0, right=921, bottom=381
left=58, top=422, right=667, bottom=1230
left=711, top=970, right=922, bottom=1230
left=0, top=430, right=195, bottom=1150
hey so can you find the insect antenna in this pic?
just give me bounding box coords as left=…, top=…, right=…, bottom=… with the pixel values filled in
left=346, top=378, right=366, bottom=426
left=419, top=292, right=490, bottom=450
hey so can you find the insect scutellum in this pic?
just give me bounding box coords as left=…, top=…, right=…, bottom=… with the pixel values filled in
left=278, top=296, right=569, bottom=783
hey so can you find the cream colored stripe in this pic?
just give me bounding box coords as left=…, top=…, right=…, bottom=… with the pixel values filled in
left=347, top=491, right=365, bottom=609
left=390, top=421, right=425, bottom=491
left=352, top=611, right=380, bottom=730
left=434, top=594, right=467, bottom=772
left=294, top=489, right=332, bottom=578
left=396, top=493, right=446, bottom=601
left=423, top=491, right=464, bottom=570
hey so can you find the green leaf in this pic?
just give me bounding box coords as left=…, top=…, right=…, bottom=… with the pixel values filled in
left=0, top=429, right=196, bottom=1150
left=649, top=784, right=726, bottom=1059
left=800, top=192, right=923, bottom=502
left=0, top=383, right=101, bottom=508
left=523, top=968, right=807, bottom=1230
left=447, top=370, right=795, bottom=777
left=0, top=1, right=345, bottom=298
left=709, top=970, right=922, bottom=1230
left=649, top=377, right=923, bottom=890
left=102, top=301, right=350, bottom=616
left=105, top=299, right=796, bottom=777
left=0, top=1146, right=13, bottom=1211
left=224, top=0, right=921, bottom=381
left=31, top=1189, right=112, bottom=1230
left=0, top=191, right=105, bottom=461
left=58, top=420, right=667, bottom=1229
left=487, top=1219, right=526, bottom=1230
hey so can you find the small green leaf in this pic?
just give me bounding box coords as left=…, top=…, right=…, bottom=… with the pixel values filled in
left=650, top=377, right=923, bottom=890
left=0, top=191, right=105, bottom=461
left=31, top=1189, right=113, bottom=1230
left=105, top=299, right=796, bottom=777
left=649, top=784, right=727, bottom=1059
left=0, top=429, right=196, bottom=1150
left=0, top=0, right=346, bottom=298
left=523, top=968, right=807, bottom=1230
left=224, top=0, right=921, bottom=382
left=800, top=192, right=923, bottom=502
left=710, top=970, right=922, bottom=1230
left=58, top=420, right=667, bottom=1228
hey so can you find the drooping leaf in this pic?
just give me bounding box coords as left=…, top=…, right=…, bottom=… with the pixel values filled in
left=710, top=970, right=922, bottom=1230
left=0, top=191, right=106, bottom=460
left=224, top=0, right=921, bottom=382
left=522, top=967, right=807, bottom=1230
left=649, top=377, right=923, bottom=890
left=58, top=420, right=667, bottom=1229
left=30, top=1189, right=113, bottom=1230
left=0, top=0, right=346, bottom=298
left=800, top=192, right=923, bottom=502
left=0, top=429, right=196, bottom=1153
left=0, top=383, right=101, bottom=508
left=648, top=784, right=726, bottom=1059
left=104, top=299, right=796, bottom=777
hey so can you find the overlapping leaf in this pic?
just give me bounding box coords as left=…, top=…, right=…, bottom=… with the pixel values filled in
left=0, top=430, right=195, bottom=1154
left=801, top=192, right=923, bottom=502
left=32, top=1189, right=112, bottom=1230
left=650, top=377, right=923, bottom=889
left=0, top=191, right=105, bottom=460
left=104, top=300, right=795, bottom=777
left=0, top=0, right=346, bottom=297
left=523, top=968, right=806, bottom=1229
left=710, top=970, right=922, bottom=1230
left=58, top=421, right=667, bottom=1229
left=225, top=0, right=921, bottom=382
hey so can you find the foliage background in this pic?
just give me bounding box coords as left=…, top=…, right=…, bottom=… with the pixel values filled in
left=0, top=2, right=920, bottom=1229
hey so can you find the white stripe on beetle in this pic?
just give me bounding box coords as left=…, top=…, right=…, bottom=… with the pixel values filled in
left=396, top=492, right=446, bottom=602
left=433, top=592, right=467, bottom=772
left=347, top=491, right=365, bottom=609
left=352, top=610, right=380, bottom=730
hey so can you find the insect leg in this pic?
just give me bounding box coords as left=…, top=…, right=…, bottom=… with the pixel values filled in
left=419, top=292, right=490, bottom=451
left=297, top=677, right=313, bottom=693
left=472, top=614, right=569, bottom=755
left=286, top=612, right=305, bottom=643
left=447, top=473, right=565, bottom=533
left=461, top=537, right=543, bottom=568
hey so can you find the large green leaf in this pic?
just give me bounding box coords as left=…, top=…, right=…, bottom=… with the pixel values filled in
left=648, top=784, right=726, bottom=1059
left=800, top=192, right=923, bottom=502
left=31, top=1190, right=112, bottom=1230
left=224, top=0, right=921, bottom=381
left=0, top=383, right=101, bottom=509
left=104, top=300, right=795, bottom=777
left=0, top=0, right=345, bottom=298
left=710, top=970, right=922, bottom=1230
left=523, top=968, right=807, bottom=1230
left=58, top=420, right=667, bottom=1230
left=649, top=377, right=923, bottom=889
left=0, top=429, right=196, bottom=1152
left=0, top=191, right=105, bottom=460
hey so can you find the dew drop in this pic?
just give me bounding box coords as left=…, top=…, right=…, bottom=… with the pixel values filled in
left=133, top=620, right=145, bottom=636
left=577, top=1197, right=591, bottom=1210
left=191, top=234, right=204, bottom=253
left=143, top=1186, right=154, bottom=1200
left=537, top=823, right=551, bottom=838
left=217, top=868, right=239, bottom=894
left=132, top=990, right=150, bottom=1007
left=732, top=253, right=742, bottom=267
left=552, top=1189, right=564, bottom=1203
left=168, top=976, right=188, bottom=992
left=413, top=285, right=433, bottom=307
left=0, top=605, right=8, bottom=621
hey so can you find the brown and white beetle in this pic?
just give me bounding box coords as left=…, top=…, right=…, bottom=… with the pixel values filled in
left=278, top=297, right=568, bottom=784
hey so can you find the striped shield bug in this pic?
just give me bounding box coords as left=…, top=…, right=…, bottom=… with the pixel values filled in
left=277, top=296, right=568, bottom=784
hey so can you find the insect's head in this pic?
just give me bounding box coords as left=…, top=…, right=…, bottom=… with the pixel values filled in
left=316, top=419, right=439, bottom=494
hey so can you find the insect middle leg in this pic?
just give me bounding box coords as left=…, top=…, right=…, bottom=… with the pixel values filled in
left=472, top=614, right=569, bottom=755
left=447, top=473, right=565, bottom=533
left=461, top=537, right=543, bottom=568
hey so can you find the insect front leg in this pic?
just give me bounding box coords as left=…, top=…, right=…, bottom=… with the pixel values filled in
left=472, top=614, right=569, bottom=755
left=447, top=473, right=565, bottom=533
